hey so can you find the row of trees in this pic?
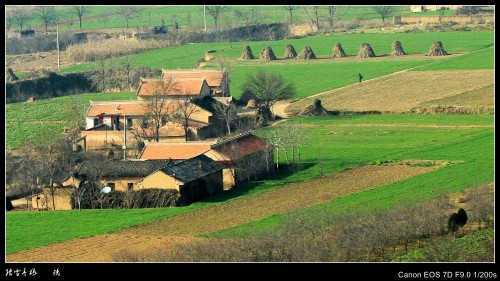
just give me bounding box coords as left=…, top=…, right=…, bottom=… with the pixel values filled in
left=6, top=6, right=89, bottom=33
left=6, top=6, right=144, bottom=33
left=11, top=5, right=485, bottom=35
left=6, top=133, right=83, bottom=211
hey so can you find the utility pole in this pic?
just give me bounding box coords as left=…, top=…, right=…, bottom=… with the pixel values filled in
left=123, top=114, right=127, bottom=160
left=56, top=22, right=60, bottom=71
left=204, top=5, right=207, bottom=32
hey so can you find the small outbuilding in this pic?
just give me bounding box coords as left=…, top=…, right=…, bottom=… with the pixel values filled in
left=141, top=154, right=225, bottom=205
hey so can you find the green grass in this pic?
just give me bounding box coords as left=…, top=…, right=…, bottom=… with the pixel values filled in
left=393, top=228, right=494, bottom=262
left=204, top=115, right=494, bottom=238
left=24, top=6, right=449, bottom=32
left=61, top=31, right=493, bottom=74
left=6, top=92, right=136, bottom=148
left=59, top=30, right=493, bottom=99
left=230, top=59, right=435, bottom=99
left=6, top=205, right=191, bottom=254
left=413, top=46, right=494, bottom=70
left=6, top=114, right=493, bottom=253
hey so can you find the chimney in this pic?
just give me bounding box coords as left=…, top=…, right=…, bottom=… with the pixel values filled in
left=198, top=162, right=203, bottom=169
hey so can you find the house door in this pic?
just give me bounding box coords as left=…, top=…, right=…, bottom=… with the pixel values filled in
left=94, top=118, right=99, bottom=127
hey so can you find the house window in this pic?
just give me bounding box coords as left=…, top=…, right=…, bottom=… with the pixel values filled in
left=127, top=183, right=134, bottom=191
left=161, top=116, right=167, bottom=126
left=107, top=183, right=115, bottom=191
left=127, top=118, right=133, bottom=128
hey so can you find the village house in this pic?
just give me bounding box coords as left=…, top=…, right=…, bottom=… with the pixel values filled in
left=206, top=133, right=274, bottom=187
left=140, top=154, right=225, bottom=205
left=82, top=100, right=215, bottom=148
left=161, top=68, right=230, bottom=97
left=410, top=5, right=462, bottom=12
left=139, top=133, right=274, bottom=189
left=136, top=77, right=211, bottom=101
left=62, top=159, right=174, bottom=192
left=36, top=154, right=226, bottom=210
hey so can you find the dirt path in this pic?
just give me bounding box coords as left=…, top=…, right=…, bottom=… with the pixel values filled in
left=7, top=161, right=440, bottom=262
left=6, top=234, right=201, bottom=262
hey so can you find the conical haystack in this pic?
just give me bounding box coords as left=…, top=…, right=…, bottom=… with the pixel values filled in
left=297, top=46, right=316, bottom=60
left=6, top=68, right=19, bottom=81
left=299, top=99, right=330, bottom=116
left=283, top=44, right=297, bottom=59
left=391, top=41, right=407, bottom=56
left=426, top=41, right=448, bottom=56
left=259, top=46, right=277, bottom=61
left=332, top=43, right=346, bottom=58
left=240, top=45, right=255, bottom=60
left=357, top=43, right=376, bottom=58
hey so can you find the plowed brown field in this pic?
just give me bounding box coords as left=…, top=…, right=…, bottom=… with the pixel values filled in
left=286, top=70, right=494, bottom=114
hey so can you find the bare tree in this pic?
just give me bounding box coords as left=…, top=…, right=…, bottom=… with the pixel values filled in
left=38, top=6, right=58, bottom=34
left=70, top=6, right=91, bottom=31
left=136, top=79, right=176, bottom=142
left=284, top=6, right=294, bottom=23
left=217, top=59, right=231, bottom=97
left=13, top=10, right=32, bottom=31
left=7, top=145, right=44, bottom=211
left=116, top=6, right=139, bottom=28
left=95, top=60, right=108, bottom=92
left=206, top=5, right=226, bottom=31
left=43, top=137, right=76, bottom=210
left=242, top=70, right=296, bottom=120
left=6, top=13, right=14, bottom=32
left=213, top=100, right=238, bottom=134
left=325, top=6, right=350, bottom=31
left=174, top=97, right=201, bottom=141
left=372, top=6, right=395, bottom=25
left=303, top=6, right=320, bottom=31
left=234, top=7, right=264, bottom=37
left=121, top=54, right=134, bottom=90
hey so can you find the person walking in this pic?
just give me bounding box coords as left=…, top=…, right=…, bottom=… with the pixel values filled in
left=358, top=73, right=363, bottom=83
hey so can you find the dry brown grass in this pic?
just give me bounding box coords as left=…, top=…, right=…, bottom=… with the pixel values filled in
left=66, top=39, right=172, bottom=62
left=286, top=70, right=494, bottom=115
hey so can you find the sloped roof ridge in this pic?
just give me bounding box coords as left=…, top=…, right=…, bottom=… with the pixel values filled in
left=211, top=131, right=254, bottom=148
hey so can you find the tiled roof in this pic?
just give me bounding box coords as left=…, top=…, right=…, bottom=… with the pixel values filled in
left=137, top=78, right=206, bottom=97
left=76, top=159, right=174, bottom=178
left=85, top=101, right=208, bottom=118
left=161, top=69, right=224, bottom=87
left=139, top=143, right=212, bottom=160
left=159, top=154, right=225, bottom=183
left=212, top=134, right=271, bottom=159
left=86, top=101, right=152, bottom=117
left=169, top=118, right=209, bottom=129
